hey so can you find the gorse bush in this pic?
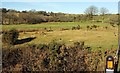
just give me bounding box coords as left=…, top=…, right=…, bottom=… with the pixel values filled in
left=37, top=44, right=48, bottom=50
left=91, top=25, right=98, bottom=29
left=2, top=40, right=107, bottom=71
left=74, top=41, right=85, bottom=50
left=72, top=25, right=81, bottom=30
left=2, top=29, right=19, bottom=45
left=48, top=41, right=62, bottom=54
left=87, top=25, right=90, bottom=30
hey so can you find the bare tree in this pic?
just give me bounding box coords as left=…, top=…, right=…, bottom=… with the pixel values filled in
left=100, top=7, right=109, bottom=15
left=100, top=7, right=109, bottom=22
left=84, top=5, right=98, bottom=20
left=84, top=5, right=98, bottom=16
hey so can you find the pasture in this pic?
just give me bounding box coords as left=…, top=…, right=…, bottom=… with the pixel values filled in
left=2, top=22, right=118, bottom=52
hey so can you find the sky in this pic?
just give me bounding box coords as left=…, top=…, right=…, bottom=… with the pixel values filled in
left=1, top=0, right=119, bottom=2
left=1, top=2, right=118, bottom=14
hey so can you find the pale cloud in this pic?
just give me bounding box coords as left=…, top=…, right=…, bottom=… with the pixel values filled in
left=1, top=0, right=119, bottom=2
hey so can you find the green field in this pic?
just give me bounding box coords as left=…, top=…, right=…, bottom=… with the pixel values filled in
left=2, top=22, right=113, bottom=30
left=2, top=22, right=118, bottom=52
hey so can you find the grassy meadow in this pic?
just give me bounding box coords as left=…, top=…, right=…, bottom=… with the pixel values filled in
left=2, top=22, right=118, bottom=52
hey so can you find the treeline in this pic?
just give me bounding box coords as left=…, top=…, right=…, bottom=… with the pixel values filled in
left=1, top=8, right=90, bottom=24
left=1, top=6, right=118, bottom=25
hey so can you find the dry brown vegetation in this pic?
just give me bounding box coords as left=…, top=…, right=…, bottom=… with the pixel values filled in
left=2, top=40, right=117, bottom=72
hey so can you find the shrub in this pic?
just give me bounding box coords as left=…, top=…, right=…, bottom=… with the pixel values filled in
left=90, top=27, right=92, bottom=30
left=2, top=29, right=19, bottom=45
left=110, top=24, right=116, bottom=27
left=28, top=44, right=36, bottom=49
left=96, top=20, right=102, bottom=22
left=41, top=57, right=50, bottom=68
left=48, top=41, right=62, bottom=54
left=72, top=26, right=76, bottom=30
left=44, top=27, right=47, bottom=30
left=86, top=46, right=92, bottom=53
left=2, top=48, right=23, bottom=69
left=76, top=25, right=80, bottom=30
left=87, top=25, right=90, bottom=30
left=105, top=26, right=108, bottom=29
left=92, top=25, right=97, bottom=29
left=72, top=25, right=81, bottom=30
left=37, top=44, right=48, bottom=50
left=74, top=41, right=85, bottom=50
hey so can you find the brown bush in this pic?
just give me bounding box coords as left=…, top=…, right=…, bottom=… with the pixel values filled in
left=2, top=41, right=106, bottom=72
left=72, top=25, right=81, bottom=30
left=2, top=29, right=19, bottom=45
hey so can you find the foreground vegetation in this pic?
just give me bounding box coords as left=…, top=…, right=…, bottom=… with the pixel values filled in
left=2, top=40, right=117, bottom=71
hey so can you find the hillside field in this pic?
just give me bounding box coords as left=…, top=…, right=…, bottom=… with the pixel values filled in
left=2, top=22, right=118, bottom=51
